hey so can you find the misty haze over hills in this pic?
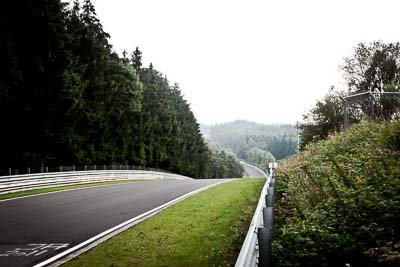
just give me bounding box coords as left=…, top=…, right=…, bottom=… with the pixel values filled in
left=200, top=120, right=297, bottom=170
left=200, top=120, right=296, bottom=137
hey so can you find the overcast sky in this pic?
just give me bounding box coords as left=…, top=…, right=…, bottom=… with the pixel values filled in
left=90, top=0, right=400, bottom=125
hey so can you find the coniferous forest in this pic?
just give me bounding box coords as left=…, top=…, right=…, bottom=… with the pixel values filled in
left=0, top=0, right=243, bottom=178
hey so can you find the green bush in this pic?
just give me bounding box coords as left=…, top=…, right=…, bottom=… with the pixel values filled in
left=273, top=120, right=400, bottom=266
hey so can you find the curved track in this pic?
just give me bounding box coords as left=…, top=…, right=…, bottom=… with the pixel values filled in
left=241, top=162, right=268, bottom=178
left=0, top=179, right=226, bottom=267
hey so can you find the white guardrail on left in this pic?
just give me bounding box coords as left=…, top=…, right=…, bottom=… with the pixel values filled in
left=235, top=163, right=278, bottom=267
left=0, top=170, right=193, bottom=194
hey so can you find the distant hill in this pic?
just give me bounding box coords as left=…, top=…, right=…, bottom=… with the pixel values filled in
left=206, top=120, right=296, bottom=138
left=201, top=120, right=297, bottom=164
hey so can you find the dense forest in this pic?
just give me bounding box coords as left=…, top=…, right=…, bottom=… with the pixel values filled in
left=201, top=120, right=297, bottom=170
left=0, top=0, right=243, bottom=178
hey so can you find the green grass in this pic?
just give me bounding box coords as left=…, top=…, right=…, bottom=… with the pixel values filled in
left=64, top=178, right=265, bottom=267
left=0, top=180, right=146, bottom=201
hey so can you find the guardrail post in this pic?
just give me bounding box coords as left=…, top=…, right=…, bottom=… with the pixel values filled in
left=72, top=165, right=75, bottom=172
left=268, top=187, right=275, bottom=207
left=266, top=194, right=273, bottom=207
left=259, top=187, right=274, bottom=266
left=258, top=227, right=272, bottom=267
left=104, top=165, right=106, bottom=170
left=27, top=167, right=30, bottom=174
left=260, top=163, right=277, bottom=266
left=94, top=165, right=96, bottom=171
left=45, top=167, right=48, bottom=173
left=9, top=168, right=11, bottom=176
left=263, top=207, right=274, bottom=230
left=269, top=178, right=275, bottom=187
left=84, top=165, right=87, bottom=171
left=271, top=178, right=276, bottom=194
left=60, top=166, right=63, bottom=172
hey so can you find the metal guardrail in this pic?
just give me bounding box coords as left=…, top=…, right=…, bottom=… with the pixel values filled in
left=0, top=165, right=172, bottom=177
left=235, top=164, right=277, bottom=267
left=0, top=170, right=193, bottom=195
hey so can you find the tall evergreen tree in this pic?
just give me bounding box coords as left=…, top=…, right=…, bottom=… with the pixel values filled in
left=0, top=0, right=72, bottom=168
left=0, top=0, right=240, bottom=179
left=131, top=47, right=142, bottom=73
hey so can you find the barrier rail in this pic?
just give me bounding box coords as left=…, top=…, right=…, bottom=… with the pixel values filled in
left=0, top=165, right=171, bottom=177
left=0, top=170, right=193, bottom=195
left=235, top=164, right=277, bottom=267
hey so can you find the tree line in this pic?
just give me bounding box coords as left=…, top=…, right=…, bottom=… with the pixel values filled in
left=0, top=0, right=243, bottom=178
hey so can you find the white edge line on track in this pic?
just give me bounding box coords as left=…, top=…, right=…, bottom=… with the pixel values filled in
left=33, top=179, right=233, bottom=267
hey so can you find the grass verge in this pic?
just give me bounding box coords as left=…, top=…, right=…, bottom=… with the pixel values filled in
left=64, top=178, right=265, bottom=267
left=0, top=180, right=145, bottom=201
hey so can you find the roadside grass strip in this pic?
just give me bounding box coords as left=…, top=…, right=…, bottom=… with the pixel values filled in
left=0, top=180, right=145, bottom=201
left=64, top=178, right=265, bottom=267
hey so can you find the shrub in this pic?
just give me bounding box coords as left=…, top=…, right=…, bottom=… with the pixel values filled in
left=273, top=120, right=400, bottom=266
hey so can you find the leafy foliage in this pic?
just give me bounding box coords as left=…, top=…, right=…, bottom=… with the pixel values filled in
left=245, top=147, right=275, bottom=171
left=273, top=120, right=400, bottom=266
left=300, top=41, right=400, bottom=149
left=343, top=41, right=400, bottom=121
left=343, top=41, right=400, bottom=93
left=299, top=89, right=361, bottom=150
left=207, top=148, right=244, bottom=178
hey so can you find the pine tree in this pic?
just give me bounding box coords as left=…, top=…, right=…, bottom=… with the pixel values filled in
left=131, top=47, right=142, bottom=73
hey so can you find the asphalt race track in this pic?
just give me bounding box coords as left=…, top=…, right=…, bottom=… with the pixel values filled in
left=0, top=179, right=226, bottom=267
left=242, top=162, right=268, bottom=178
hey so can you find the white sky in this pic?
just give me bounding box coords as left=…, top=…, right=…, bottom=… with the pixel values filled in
left=90, top=0, right=400, bottom=125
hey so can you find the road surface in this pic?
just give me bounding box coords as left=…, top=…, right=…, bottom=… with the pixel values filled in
left=241, top=162, right=268, bottom=178
left=0, top=179, right=226, bottom=267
